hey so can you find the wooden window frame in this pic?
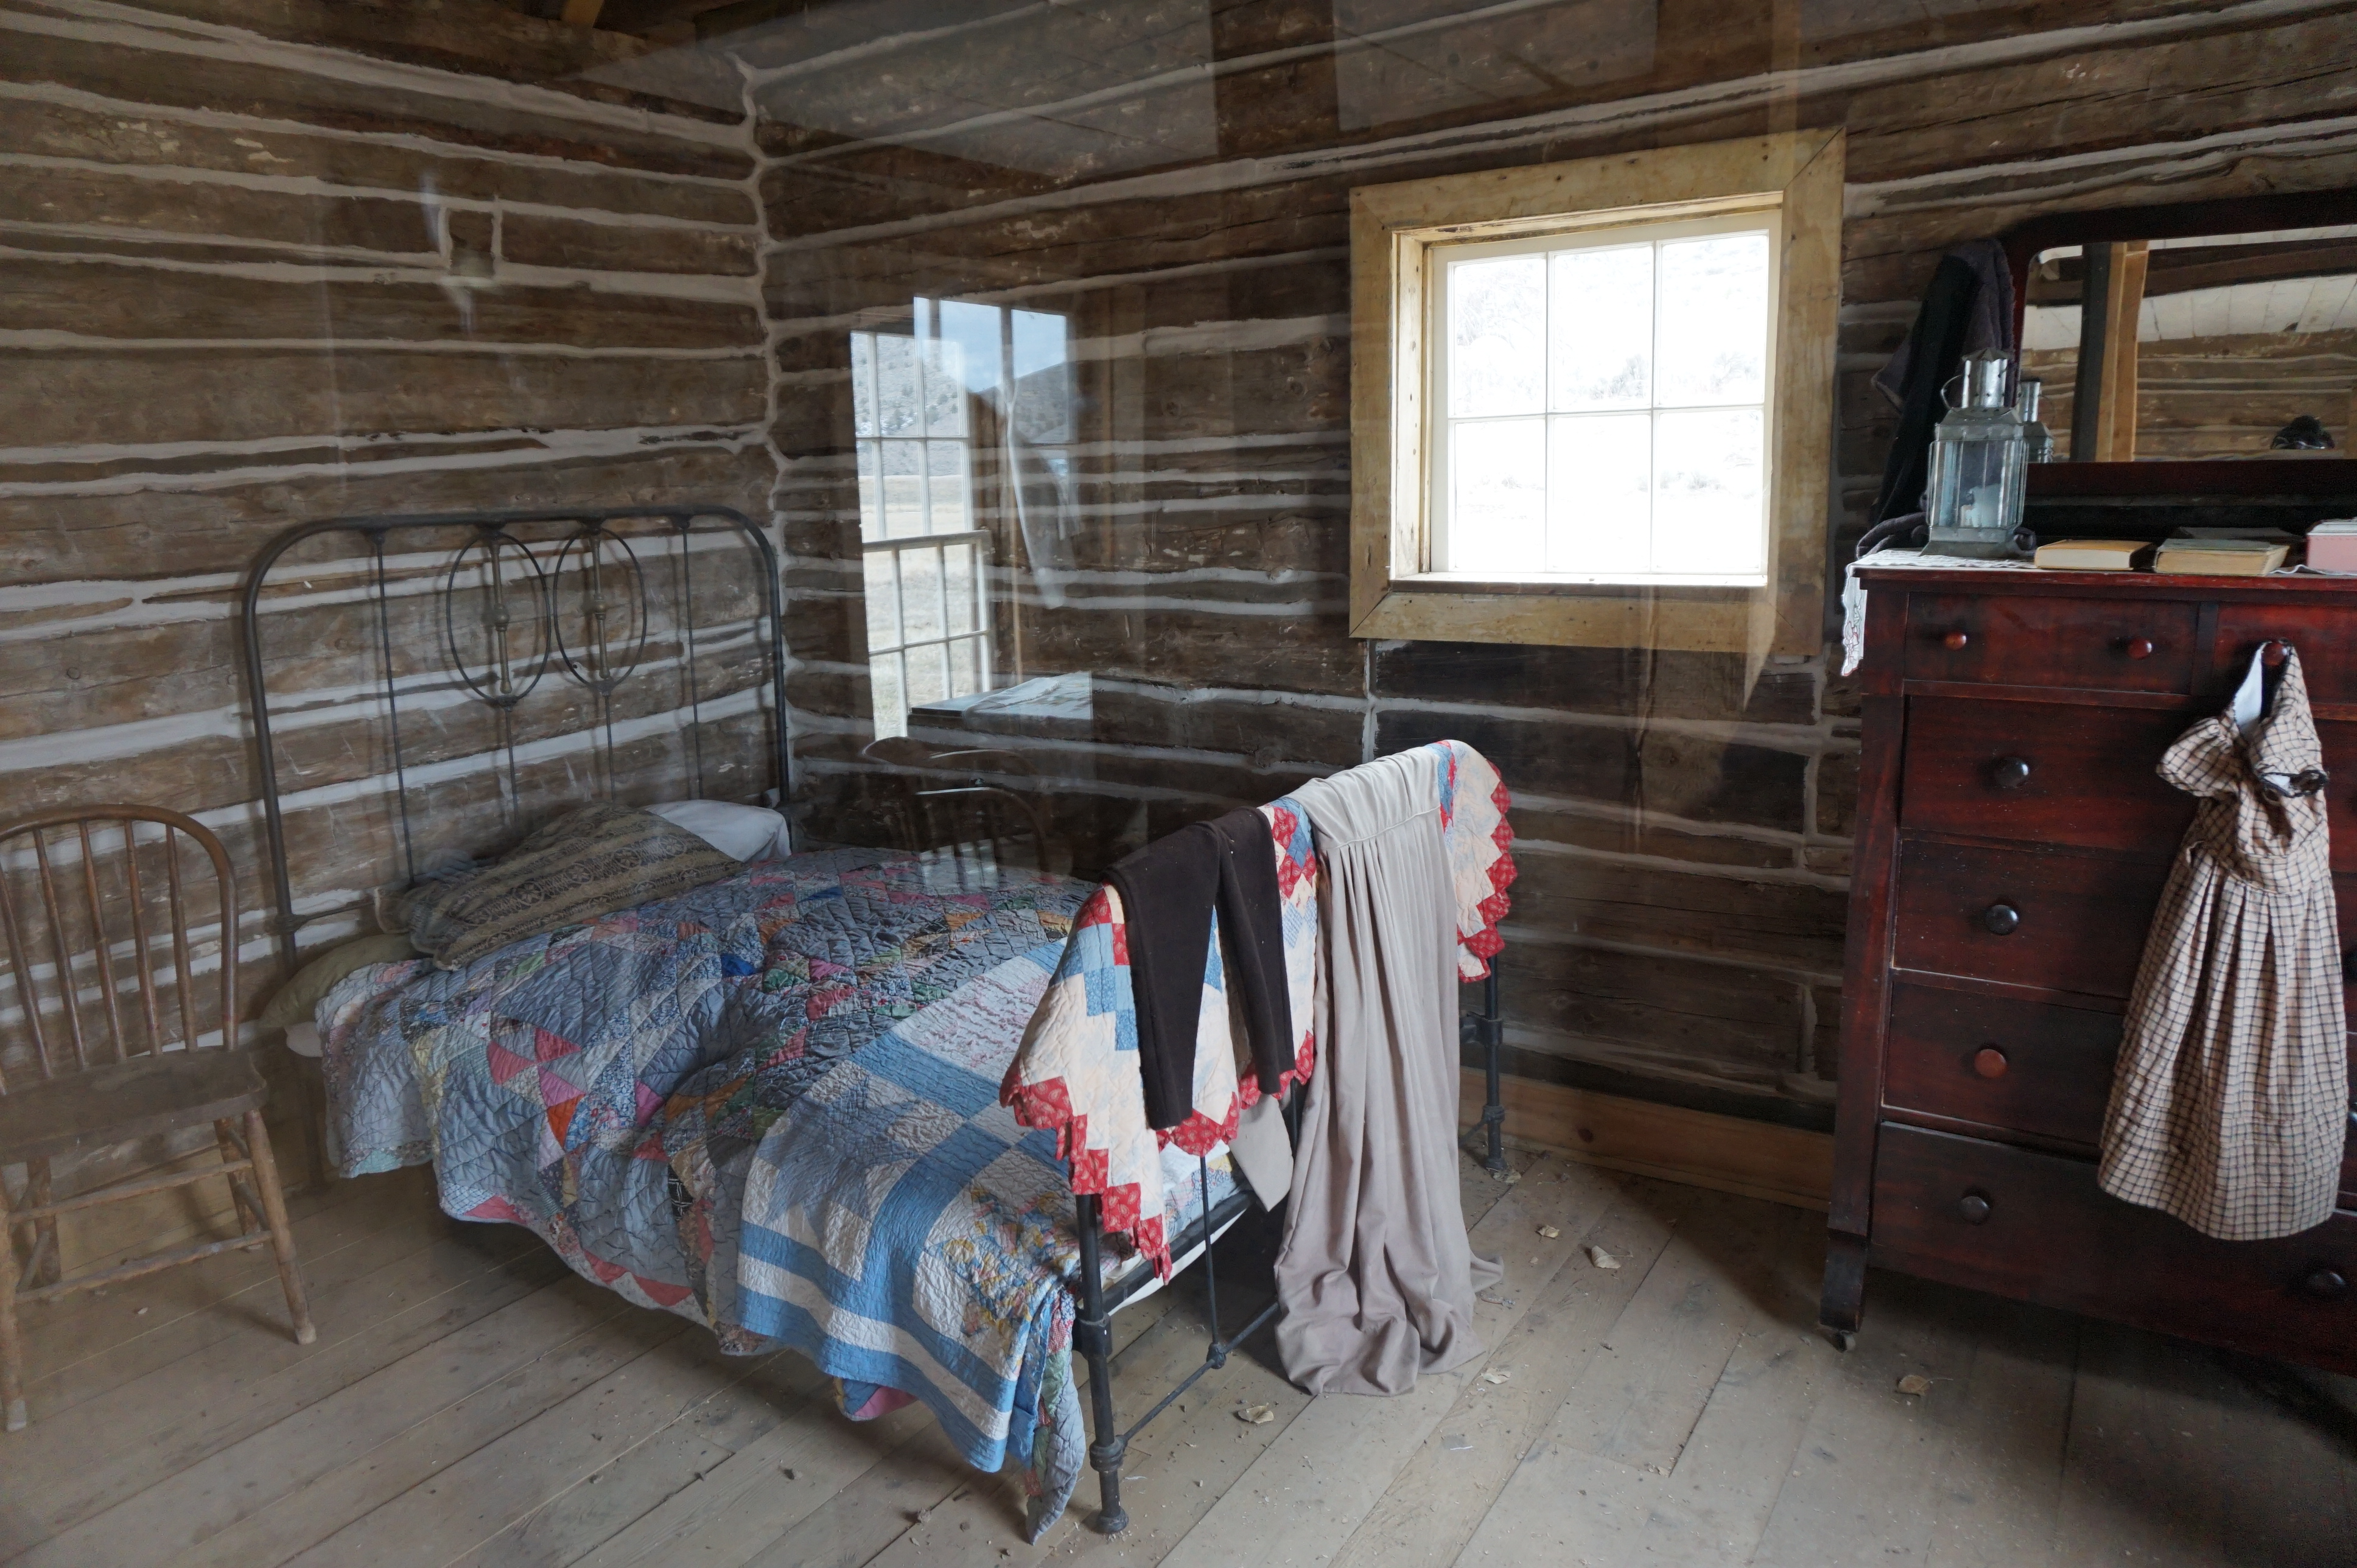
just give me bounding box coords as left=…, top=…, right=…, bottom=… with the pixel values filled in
left=1349, top=130, right=1844, bottom=657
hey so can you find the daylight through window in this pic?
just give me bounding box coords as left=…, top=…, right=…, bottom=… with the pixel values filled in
left=1432, top=215, right=1777, bottom=584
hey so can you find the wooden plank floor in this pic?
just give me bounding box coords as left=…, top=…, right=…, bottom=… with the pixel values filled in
left=5, top=1155, right=2353, bottom=1567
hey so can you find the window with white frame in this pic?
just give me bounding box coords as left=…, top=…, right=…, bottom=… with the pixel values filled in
left=1431, top=214, right=1777, bottom=585
left=1347, top=132, right=1844, bottom=655
left=852, top=321, right=990, bottom=738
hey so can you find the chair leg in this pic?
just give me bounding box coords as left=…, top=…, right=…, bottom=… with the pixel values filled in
left=24, top=1160, right=59, bottom=1291
left=0, top=1174, right=24, bottom=1432
left=243, top=1112, right=316, bottom=1346
left=213, top=1121, right=262, bottom=1236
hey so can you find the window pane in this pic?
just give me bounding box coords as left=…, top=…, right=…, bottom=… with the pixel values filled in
left=1653, top=408, right=1765, bottom=573
left=874, top=334, right=920, bottom=435
left=944, top=541, right=979, bottom=634
left=1656, top=233, right=1770, bottom=407
left=850, top=333, right=877, bottom=437
left=922, top=336, right=966, bottom=437
left=902, top=545, right=946, bottom=642
left=870, top=654, right=906, bottom=740
left=856, top=439, right=881, bottom=541
left=862, top=550, right=900, bottom=653
left=1448, top=417, right=1546, bottom=573
left=948, top=636, right=979, bottom=699
left=1547, top=413, right=1651, bottom=575
left=905, top=641, right=949, bottom=712
left=1448, top=255, right=1545, bottom=417
left=881, top=441, right=923, bottom=537
left=926, top=441, right=969, bottom=533
left=1549, top=245, right=1652, bottom=410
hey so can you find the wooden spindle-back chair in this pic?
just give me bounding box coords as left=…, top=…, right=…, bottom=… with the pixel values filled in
left=0, top=805, right=313, bottom=1433
left=861, top=737, right=1051, bottom=873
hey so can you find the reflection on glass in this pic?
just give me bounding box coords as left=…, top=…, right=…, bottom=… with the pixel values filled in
left=1438, top=223, right=1773, bottom=581
left=852, top=296, right=1077, bottom=737
left=853, top=314, right=993, bottom=737
left=1449, top=256, right=1547, bottom=417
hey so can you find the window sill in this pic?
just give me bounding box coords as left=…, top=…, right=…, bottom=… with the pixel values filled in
left=1351, top=576, right=1779, bottom=653
left=1393, top=572, right=1772, bottom=593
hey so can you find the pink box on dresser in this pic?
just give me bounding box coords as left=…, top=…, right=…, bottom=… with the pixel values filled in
left=2306, top=521, right=2357, bottom=573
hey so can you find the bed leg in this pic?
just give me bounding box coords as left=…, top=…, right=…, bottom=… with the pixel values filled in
left=1474, top=971, right=1508, bottom=1175
left=1073, top=1195, right=1128, bottom=1535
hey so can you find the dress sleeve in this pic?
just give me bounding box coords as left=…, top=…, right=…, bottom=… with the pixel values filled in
left=2156, top=715, right=2246, bottom=802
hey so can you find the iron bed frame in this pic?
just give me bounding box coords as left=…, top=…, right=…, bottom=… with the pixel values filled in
left=1071, top=975, right=1508, bottom=1533
left=237, top=503, right=1512, bottom=1538
left=239, top=505, right=792, bottom=974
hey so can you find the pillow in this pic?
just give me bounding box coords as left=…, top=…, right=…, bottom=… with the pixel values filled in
left=257, top=934, right=419, bottom=1029
left=397, top=802, right=740, bottom=970
left=647, top=799, right=787, bottom=862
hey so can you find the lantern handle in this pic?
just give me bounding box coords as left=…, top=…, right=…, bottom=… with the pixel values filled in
left=1940, top=365, right=1967, bottom=411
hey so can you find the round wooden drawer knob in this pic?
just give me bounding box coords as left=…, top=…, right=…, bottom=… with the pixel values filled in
left=1981, top=903, right=2021, bottom=936
left=1959, top=1191, right=1994, bottom=1225
left=2125, top=638, right=2156, bottom=660
left=1974, top=1047, right=2009, bottom=1079
left=1942, top=631, right=1970, bottom=651
left=1992, top=756, right=2032, bottom=790
left=2301, top=1267, right=2348, bottom=1301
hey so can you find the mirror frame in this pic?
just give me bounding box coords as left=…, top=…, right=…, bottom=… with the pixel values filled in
left=2003, top=188, right=2357, bottom=498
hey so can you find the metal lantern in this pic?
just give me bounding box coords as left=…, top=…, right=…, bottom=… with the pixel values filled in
left=2016, top=377, right=2054, bottom=464
left=1925, top=351, right=2031, bottom=559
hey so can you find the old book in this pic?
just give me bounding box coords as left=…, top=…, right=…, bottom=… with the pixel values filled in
left=2154, top=537, right=2291, bottom=576
left=2034, top=539, right=2153, bottom=571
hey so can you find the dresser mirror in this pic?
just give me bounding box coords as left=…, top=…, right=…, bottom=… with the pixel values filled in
left=2005, top=189, right=2357, bottom=504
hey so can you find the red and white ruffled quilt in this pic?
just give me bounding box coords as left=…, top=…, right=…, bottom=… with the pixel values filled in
left=1001, top=740, right=1513, bottom=1276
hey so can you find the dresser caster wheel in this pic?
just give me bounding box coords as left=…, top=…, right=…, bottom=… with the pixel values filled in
left=1820, top=1325, right=1857, bottom=1353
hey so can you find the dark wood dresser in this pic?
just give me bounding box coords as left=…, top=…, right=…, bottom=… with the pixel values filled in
left=1824, top=564, right=2357, bottom=1372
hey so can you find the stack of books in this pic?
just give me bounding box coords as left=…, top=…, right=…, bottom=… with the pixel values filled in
left=2030, top=536, right=2302, bottom=575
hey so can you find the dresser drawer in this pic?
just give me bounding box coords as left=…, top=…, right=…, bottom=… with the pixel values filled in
left=1892, top=840, right=2168, bottom=996
left=1882, top=984, right=2357, bottom=1200
left=1883, top=983, right=2118, bottom=1145
left=2212, top=606, right=2357, bottom=707
left=1905, top=593, right=2196, bottom=693
left=1871, top=1124, right=2357, bottom=1375
left=1899, top=697, right=2193, bottom=853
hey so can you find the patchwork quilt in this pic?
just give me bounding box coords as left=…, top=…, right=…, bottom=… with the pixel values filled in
left=316, top=846, right=1225, bottom=1537
left=1001, top=741, right=1515, bottom=1275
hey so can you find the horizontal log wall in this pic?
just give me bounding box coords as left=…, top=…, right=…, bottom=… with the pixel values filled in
left=1, top=0, right=779, bottom=1161
left=746, top=0, right=2357, bottom=1125
left=13, top=0, right=2357, bottom=1143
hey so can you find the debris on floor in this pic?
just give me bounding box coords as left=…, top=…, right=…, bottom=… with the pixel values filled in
left=1538, top=1224, right=1560, bottom=1238
left=1896, top=1374, right=1933, bottom=1396
left=1238, top=1402, right=1276, bottom=1424
left=1588, top=1246, right=1622, bottom=1270
left=1480, top=1370, right=1511, bottom=1385
left=1444, top=1433, right=1474, bottom=1452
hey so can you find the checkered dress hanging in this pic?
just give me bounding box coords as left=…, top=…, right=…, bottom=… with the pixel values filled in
left=2100, top=646, right=2349, bottom=1241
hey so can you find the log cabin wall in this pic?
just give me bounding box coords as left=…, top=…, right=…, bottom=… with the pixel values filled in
left=743, top=0, right=2357, bottom=1129
left=9, top=0, right=2357, bottom=1159
left=0, top=0, right=774, bottom=1176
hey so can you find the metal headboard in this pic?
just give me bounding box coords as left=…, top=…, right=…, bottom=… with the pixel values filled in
left=239, top=505, right=790, bottom=974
